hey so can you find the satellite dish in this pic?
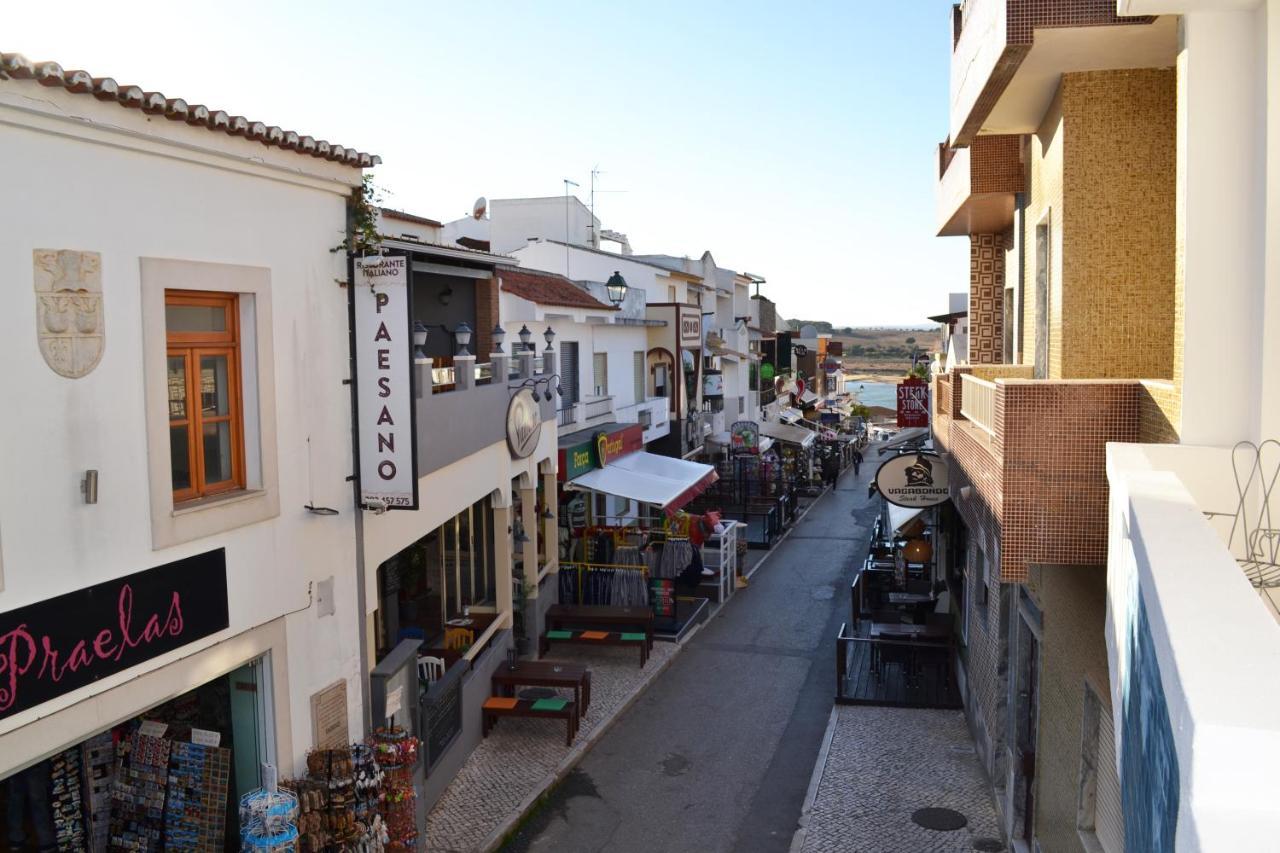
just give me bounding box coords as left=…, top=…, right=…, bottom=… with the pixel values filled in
left=472, top=196, right=488, bottom=220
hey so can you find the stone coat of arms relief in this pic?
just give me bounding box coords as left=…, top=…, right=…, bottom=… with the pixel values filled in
left=33, top=249, right=104, bottom=379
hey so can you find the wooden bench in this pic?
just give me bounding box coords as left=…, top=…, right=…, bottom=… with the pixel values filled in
left=539, top=629, right=649, bottom=667
left=545, top=604, right=654, bottom=653
left=481, top=696, right=578, bottom=746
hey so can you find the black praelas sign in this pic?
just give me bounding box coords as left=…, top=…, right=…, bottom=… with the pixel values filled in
left=0, top=549, right=230, bottom=722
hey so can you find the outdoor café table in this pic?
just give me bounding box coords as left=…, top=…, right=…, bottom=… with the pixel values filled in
left=491, top=660, right=591, bottom=714
left=886, top=591, right=935, bottom=605
left=546, top=604, right=654, bottom=652
left=869, top=621, right=950, bottom=678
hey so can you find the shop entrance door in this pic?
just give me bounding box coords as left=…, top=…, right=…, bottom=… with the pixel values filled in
left=229, top=657, right=273, bottom=801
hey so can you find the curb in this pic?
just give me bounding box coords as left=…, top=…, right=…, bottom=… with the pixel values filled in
left=478, top=641, right=685, bottom=852
left=788, top=706, right=840, bottom=853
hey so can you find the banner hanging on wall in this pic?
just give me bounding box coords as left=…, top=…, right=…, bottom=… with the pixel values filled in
left=896, top=377, right=929, bottom=428
left=352, top=255, right=419, bottom=510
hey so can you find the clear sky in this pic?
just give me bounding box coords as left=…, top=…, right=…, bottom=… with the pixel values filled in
left=7, top=0, right=965, bottom=326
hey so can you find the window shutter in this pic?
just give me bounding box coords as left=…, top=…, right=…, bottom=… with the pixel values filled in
left=634, top=351, right=645, bottom=402
left=592, top=352, right=608, bottom=396
left=560, top=342, right=579, bottom=405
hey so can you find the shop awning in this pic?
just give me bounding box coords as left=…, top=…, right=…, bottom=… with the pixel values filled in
left=888, top=504, right=926, bottom=534
left=778, top=407, right=806, bottom=424
left=759, top=420, right=816, bottom=450
left=566, top=451, right=718, bottom=513
left=876, top=427, right=931, bottom=455
left=798, top=390, right=820, bottom=406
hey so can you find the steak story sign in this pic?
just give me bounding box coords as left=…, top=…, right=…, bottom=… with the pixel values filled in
left=352, top=255, right=419, bottom=510
left=896, top=377, right=929, bottom=428
left=875, top=452, right=949, bottom=508
left=0, top=550, right=229, bottom=722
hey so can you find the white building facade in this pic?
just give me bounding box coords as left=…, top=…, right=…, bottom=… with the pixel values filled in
left=0, top=54, right=375, bottom=802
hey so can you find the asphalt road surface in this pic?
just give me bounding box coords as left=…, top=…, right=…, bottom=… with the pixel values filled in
left=502, top=462, right=878, bottom=853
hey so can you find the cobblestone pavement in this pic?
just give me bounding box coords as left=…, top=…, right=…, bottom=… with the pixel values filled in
left=425, top=642, right=677, bottom=852
left=796, top=706, right=1005, bottom=853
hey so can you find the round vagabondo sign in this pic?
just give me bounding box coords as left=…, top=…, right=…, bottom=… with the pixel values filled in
left=875, top=451, right=949, bottom=508
left=506, top=388, right=543, bottom=459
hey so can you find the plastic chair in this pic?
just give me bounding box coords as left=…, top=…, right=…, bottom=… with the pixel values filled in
left=417, top=655, right=445, bottom=685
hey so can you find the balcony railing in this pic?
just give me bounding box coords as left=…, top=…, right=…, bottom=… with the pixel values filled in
left=430, top=362, right=493, bottom=392
left=959, top=374, right=996, bottom=434
left=557, top=405, right=578, bottom=428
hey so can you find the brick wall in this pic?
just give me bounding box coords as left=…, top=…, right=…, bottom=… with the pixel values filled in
left=475, top=274, right=498, bottom=357
left=970, top=233, right=1006, bottom=364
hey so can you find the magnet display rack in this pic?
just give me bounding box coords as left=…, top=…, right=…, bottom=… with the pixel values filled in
left=50, top=745, right=87, bottom=849
left=109, top=733, right=171, bottom=851
left=163, top=740, right=231, bottom=850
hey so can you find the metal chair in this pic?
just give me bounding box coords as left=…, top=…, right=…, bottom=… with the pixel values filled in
left=1206, top=440, right=1280, bottom=588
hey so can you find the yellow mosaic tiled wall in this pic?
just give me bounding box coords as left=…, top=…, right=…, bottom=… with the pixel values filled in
left=1061, top=69, right=1177, bottom=380
left=1139, top=379, right=1180, bottom=443
left=1020, top=70, right=1178, bottom=387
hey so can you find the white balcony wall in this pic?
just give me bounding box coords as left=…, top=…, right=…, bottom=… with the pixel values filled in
left=1105, top=442, right=1280, bottom=852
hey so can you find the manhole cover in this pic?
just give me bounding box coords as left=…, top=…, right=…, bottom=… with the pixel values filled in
left=911, top=807, right=968, bottom=832
left=972, top=839, right=1006, bottom=852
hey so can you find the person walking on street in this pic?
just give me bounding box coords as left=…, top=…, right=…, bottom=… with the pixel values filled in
left=822, top=453, right=840, bottom=490
left=852, top=449, right=863, bottom=477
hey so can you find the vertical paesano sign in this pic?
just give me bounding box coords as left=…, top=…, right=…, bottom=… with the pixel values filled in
left=353, top=255, right=418, bottom=510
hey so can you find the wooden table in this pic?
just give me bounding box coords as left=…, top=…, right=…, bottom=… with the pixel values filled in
left=491, top=660, right=591, bottom=714
left=546, top=604, right=654, bottom=652
left=870, top=621, right=949, bottom=641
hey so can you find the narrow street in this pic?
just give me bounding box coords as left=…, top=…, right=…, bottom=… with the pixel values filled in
left=503, top=462, right=879, bottom=853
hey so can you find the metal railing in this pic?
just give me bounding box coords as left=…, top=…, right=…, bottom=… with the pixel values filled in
left=557, top=405, right=578, bottom=428
left=959, top=374, right=997, bottom=435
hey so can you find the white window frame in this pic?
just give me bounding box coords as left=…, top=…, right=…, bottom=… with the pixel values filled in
left=141, top=258, right=280, bottom=549
left=592, top=351, right=608, bottom=397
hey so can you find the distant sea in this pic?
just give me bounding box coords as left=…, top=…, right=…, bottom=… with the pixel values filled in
left=845, top=380, right=897, bottom=410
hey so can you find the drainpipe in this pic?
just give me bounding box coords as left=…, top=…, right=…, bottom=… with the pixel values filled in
left=345, top=252, right=373, bottom=737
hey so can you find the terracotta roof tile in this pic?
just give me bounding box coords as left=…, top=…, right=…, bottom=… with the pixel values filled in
left=0, top=51, right=379, bottom=166
left=499, top=267, right=616, bottom=311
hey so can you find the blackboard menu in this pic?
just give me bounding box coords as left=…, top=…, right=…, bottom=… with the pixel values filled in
left=422, top=665, right=463, bottom=772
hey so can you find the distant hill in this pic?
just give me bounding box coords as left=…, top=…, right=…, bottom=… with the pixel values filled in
left=783, top=319, right=935, bottom=335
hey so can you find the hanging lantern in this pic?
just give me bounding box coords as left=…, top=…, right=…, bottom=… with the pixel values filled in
left=902, top=537, right=933, bottom=563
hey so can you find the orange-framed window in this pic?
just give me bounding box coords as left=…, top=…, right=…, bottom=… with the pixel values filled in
left=165, top=290, right=245, bottom=503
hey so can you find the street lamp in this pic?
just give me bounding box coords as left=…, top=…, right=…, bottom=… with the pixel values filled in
left=412, top=322, right=429, bottom=361
left=518, top=324, right=532, bottom=352
left=605, top=270, right=629, bottom=307
left=492, top=323, right=506, bottom=354
left=543, top=326, right=556, bottom=351
left=454, top=322, right=473, bottom=356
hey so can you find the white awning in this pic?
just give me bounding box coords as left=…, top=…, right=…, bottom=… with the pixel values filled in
left=778, top=407, right=806, bottom=424
left=888, top=504, right=926, bottom=534
left=759, top=420, right=816, bottom=450
left=798, top=390, right=819, bottom=406
left=566, top=451, right=718, bottom=512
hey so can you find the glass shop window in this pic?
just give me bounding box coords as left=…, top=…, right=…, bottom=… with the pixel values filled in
left=375, top=496, right=496, bottom=654
left=165, top=290, right=245, bottom=503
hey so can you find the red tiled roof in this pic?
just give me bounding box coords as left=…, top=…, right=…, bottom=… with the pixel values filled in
left=381, top=208, right=442, bottom=227
left=0, top=51, right=379, bottom=166
left=499, top=267, right=617, bottom=311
